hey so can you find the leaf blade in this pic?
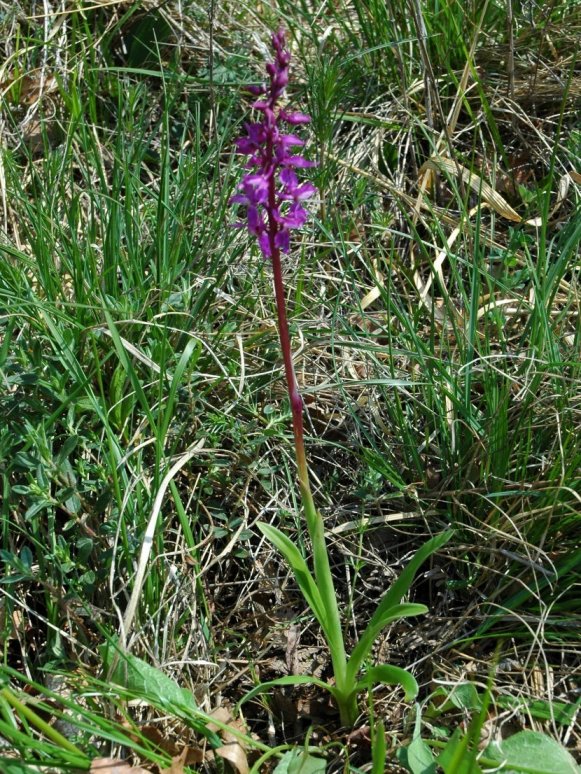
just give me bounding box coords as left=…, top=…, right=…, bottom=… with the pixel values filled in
left=484, top=730, right=580, bottom=774
left=237, top=674, right=338, bottom=713
left=354, top=664, right=419, bottom=703
left=257, top=523, right=328, bottom=635
left=346, top=603, right=427, bottom=681
left=373, top=531, right=453, bottom=624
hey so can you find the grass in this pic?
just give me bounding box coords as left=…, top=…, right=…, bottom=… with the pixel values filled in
left=0, top=0, right=580, bottom=770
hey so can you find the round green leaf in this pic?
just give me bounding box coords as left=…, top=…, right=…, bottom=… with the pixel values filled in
left=273, top=749, right=327, bottom=773
left=485, top=730, right=580, bottom=773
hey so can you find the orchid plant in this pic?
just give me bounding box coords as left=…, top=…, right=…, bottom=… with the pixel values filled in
left=231, top=28, right=452, bottom=727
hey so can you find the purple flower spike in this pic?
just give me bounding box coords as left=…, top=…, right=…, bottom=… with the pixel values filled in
left=230, top=28, right=317, bottom=257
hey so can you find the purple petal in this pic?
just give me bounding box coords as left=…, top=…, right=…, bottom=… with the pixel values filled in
left=262, top=107, right=276, bottom=127
left=288, top=209, right=308, bottom=228
left=294, top=182, right=317, bottom=200
left=273, top=69, right=289, bottom=91
left=247, top=122, right=265, bottom=142
left=244, top=154, right=263, bottom=169
left=274, top=203, right=309, bottom=229
left=274, top=47, right=291, bottom=68
left=247, top=206, right=264, bottom=234
left=280, top=110, right=311, bottom=125
left=229, top=193, right=248, bottom=205
left=272, top=29, right=286, bottom=52
left=235, top=137, right=255, bottom=154
left=243, top=173, right=270, bottom=203
left=258, top=232, right=272, bottom=258
left=244, top=83, right=266, bottom=96
left=275, top=228, right=290, bottom=252
left=285, top=155, right=317, bottom=169
left=279, top=134, right=305, bottom=148
left=290, top=201, right=309, bottom=217
left=280, top=168, right=298, bottom=187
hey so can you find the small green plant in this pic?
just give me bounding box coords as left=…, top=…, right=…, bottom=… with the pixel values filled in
left=399, top=681, right=581, bottom=773
left=230, top=28, right=452, bottom=727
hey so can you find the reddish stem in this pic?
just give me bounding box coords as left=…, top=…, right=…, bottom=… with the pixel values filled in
left=267, top=175, right=311, bottom=501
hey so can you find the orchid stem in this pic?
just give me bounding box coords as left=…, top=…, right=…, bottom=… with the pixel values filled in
left=268, top=204, right=350, bottom=719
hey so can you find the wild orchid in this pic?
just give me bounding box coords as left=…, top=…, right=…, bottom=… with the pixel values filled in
left=232, top=28, right=452, bottom=728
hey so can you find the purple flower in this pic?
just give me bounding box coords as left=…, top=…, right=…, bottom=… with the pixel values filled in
left=229, top=28, right=317, bottom=258
left=279, top=110, right=311, bottom=125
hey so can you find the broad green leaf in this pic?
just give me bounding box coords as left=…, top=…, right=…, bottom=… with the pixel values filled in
left=484, top=731, right=580, bottom=773
left=238, top=674, right=337, bottom=712
left=401, top=739, right=437, bottom=774
left=273, top=748, right=327, bottom=773
left=398, top=703, right=437, bottom=774
left=102, top=648, right=214, bottom=740
left=355, top=664, right=419, bottom=702
left=104, top=649, right=196, bottom=711
left=430, top=682, right=483, bottom=715
left=257, top=523, right=328, bottom=634
left=346, top=603, right=427, bottom=681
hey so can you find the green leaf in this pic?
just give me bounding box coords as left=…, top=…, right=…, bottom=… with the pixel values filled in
left=403, top=738, right=437, bottom=774
left=347, top=531, right=452, bottom=681
left=495, top=695, right=580, bottom=726
left=484, top=731, right=580, bottom=773
left=160, top=337, right=200, bottom=442
left=346, top=604, right=427, bottom=681
left=398, top=704, right=437, bottom=774
left=273, top=748, right=327, bottom=773
left=371, top=531, right=453, bottom=630
left=371, top=720, right=387, bottom=774
left=104, top=648, right=196, bottom=712
left=257, top=523, right=328, bottom=634
left=437, top=728, right=482, bottom=774
left=0, top=759, right=42, bottom=774
left=430, top=682, right=483, bottom=715
left=56, top=435, right=78, bottom=464
left=101, top=647, right=214, bottom=741
left=238, top=674, right=337, bottom=712
left=355, top=664, right=419, bottom=702
left=75, top=536, right=94, bottom=564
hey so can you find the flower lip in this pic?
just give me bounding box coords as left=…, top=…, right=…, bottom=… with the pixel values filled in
left=284, top=155, right=317, bottom=169
left=280, top=182, right=317, bottom=202
left=280, top=110, right=311, bottom=125
left=244, top=83, right=267, bottom=96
